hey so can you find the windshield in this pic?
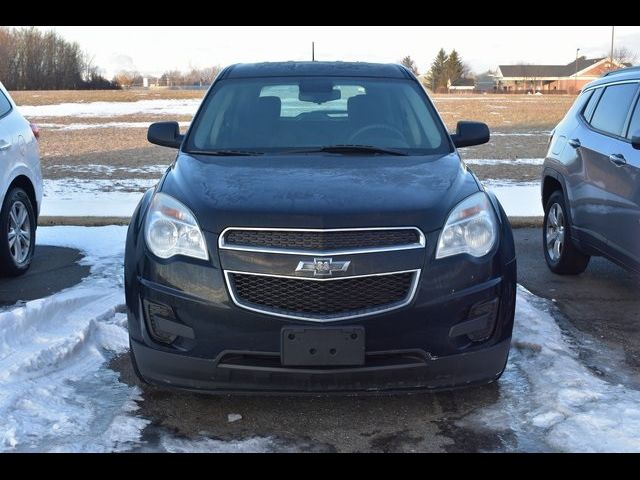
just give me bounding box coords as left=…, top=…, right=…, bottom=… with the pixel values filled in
left=185, top=76, right=451, bottom=155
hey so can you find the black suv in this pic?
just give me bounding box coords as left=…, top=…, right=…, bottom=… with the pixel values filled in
left=542, top=67, right=640, bottom=275
left=124, top=62, right=517, bottom=393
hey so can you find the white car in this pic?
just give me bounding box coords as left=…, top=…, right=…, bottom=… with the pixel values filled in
left=0, top=82, right=43, bottom=276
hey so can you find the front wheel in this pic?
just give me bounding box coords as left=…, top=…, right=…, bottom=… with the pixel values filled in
left=0, top=187, right=36, bottom=277
left=543, top=190, right=589, bottom=275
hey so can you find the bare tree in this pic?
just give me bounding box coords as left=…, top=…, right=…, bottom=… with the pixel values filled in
left=113, top=70, right=141, bottom=88
left=0, top=26, right=115, bottom=90
left=400, top=56, right=419, bottom=75
left=199, top=66, right=221, bottom=85
left=611, top=46, right=638, bottom=66
left=158, top=66, right=222, bottom=87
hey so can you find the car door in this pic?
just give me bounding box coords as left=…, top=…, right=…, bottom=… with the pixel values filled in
left=570, top=81, right=639, bottom=257
left=612, top=93, right=640, bottom=264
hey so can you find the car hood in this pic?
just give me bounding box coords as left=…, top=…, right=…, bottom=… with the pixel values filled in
left=160, top=152, right=480, bottom=234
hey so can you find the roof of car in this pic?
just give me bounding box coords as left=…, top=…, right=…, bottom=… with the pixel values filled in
left=583, top=66, right=640, bottom=90
left=220, top=62, right=413, bottom=80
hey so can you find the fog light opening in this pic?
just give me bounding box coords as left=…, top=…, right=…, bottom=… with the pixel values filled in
left=144, top=300, right=178, bottom=345
left=466, top=298, right=499, bottom=343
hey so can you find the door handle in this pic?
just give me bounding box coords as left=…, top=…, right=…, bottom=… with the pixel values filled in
left=568, top=138, right=581, bottom=148
left=608, top=154, right=627, bottom=166
left=0, top=140, right=11, bottom=151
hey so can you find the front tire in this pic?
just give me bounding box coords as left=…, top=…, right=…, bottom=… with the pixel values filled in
left=543, top=190, right=589, bottom=275
left=0, top=187, right=36, bottom=277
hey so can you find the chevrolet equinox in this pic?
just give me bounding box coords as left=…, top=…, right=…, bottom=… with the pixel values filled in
left=124, top=62, right=517, bottom=393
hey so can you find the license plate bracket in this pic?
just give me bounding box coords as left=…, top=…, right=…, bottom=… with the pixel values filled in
left=281, top=326, right=365, bottom=367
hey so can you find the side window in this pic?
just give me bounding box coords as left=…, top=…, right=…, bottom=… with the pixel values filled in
left=582, top=88, right=600, bottom=122
left=589, top=83, right=639, bottom=137
left=627, top=98, right=640, bottom=139
left=0, top=90, right=11, bottom=118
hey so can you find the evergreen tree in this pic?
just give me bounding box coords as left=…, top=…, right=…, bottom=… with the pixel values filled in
left=446, top=49, right=465, bottom=85
left=427, top=48, right=449, bottom=91
left=400, top=55, right=419, bottom=75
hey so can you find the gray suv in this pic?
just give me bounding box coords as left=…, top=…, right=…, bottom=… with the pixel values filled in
left=542, top=66, right=640, bottom=275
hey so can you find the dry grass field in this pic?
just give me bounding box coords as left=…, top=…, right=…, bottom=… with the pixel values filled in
left=433, top=94, right=575, bottom=131
left=12, top=90, right=577, bottom=183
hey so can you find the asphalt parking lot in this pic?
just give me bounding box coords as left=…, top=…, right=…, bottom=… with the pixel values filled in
left=515, top=228, right=640, bottom=374
left=4, top=227, right=638, bottom=452
left=0, top=246, right=89, bottom=307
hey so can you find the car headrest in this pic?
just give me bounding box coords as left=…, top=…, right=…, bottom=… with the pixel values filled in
left=255, top=96, right=281, bottom=120
left=347, top=95, right=384, bottom=124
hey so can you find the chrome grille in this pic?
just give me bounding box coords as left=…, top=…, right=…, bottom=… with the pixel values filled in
left=220, top=227, right=424, bottom=254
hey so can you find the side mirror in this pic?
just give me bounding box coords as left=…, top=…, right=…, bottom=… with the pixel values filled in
left=450, top=121, right=490, bottom=148
left=631, top=130, right=640, bottom=150
left=148, top=121, right=184, bottom=149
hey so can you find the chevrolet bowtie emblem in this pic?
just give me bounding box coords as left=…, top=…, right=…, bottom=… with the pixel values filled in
left=296, top=258, right=351, bottom=276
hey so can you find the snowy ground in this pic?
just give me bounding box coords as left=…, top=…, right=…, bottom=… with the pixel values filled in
left=19, top=99, right=200, bottom=118
left=41, top=179, right=158, bottom=217
left=38, top=121, right=191, bottom=131
left=40, top=176, right=542, bottom=218
left=483, top=181, right=543, bottom=217
left=0, top=226, right=638, bottom=452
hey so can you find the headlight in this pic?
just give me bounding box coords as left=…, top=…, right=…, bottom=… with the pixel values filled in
left=144, top=192, right=208, bottom=260
left=436, top=192, right=498, bottom=259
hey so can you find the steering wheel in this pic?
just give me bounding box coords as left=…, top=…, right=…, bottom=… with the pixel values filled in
left=348, top=124, right=407, bottom=145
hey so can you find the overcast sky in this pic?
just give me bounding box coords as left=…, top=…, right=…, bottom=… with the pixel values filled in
left=33, top=26, right=640, bottom=77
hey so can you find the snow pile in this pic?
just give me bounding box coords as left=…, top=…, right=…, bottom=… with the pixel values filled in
left=464, top=287, right=640, bottom=453
left=0, top=226, right=149, bottom=452
left=19, top=99, right=200, bottom=118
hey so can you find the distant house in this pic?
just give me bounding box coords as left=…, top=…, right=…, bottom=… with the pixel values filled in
left=448, top=77, right=475, bottom=93
left=496, top=58, right=630, bottom=93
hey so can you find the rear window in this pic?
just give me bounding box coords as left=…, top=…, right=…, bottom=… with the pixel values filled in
left=0, top=90, right=11, bottom=118
left=186, top=76, right=450, bottom=156
left=581, top=88, right=600, bottom=122
left=589, top=83, right=639, bottom=136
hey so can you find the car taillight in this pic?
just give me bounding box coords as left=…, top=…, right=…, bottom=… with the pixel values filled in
left=30, top=123, right=40, bottom=140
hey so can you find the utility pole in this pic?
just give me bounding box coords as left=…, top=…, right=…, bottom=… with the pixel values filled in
left=610, top=26, right=615, bottom=67
left=575, top=48, right=580, bottom=94
left=312, top=42, right=315, bottom=62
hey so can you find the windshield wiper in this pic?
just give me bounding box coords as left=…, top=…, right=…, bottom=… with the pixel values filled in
left=282, top=145, right=409, bottom=156
left=188, top=149, right=264, bottom=156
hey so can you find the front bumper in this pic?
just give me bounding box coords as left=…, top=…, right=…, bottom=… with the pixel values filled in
left=127, top=264, right=515, bottom=393
left=131, top=336, right=511, bottom=394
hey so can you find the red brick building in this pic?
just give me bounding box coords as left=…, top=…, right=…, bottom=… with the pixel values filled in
left=496, top=58, right=629, bottom=94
